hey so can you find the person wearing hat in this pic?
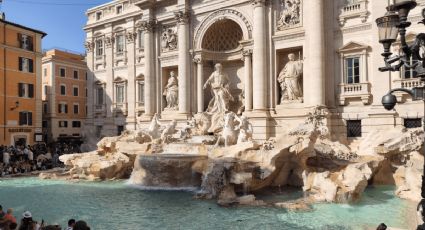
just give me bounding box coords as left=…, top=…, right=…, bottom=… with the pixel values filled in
left=18, top=211, right=36, bottom=230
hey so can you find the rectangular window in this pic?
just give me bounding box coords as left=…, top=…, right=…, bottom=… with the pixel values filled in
left=58, top=103, right=68, bottom=114
left=19, top=112, right=32, bottom=126
left=60, top=85, right=66, bottom=95
left=403, top=56, right=418, bottom=79
left=44, top=85, right=48, bottom=96
left=85, top=88, right=88, bottom=97
left=73, top=86, right=79, bottom=96
left=18, top=83, right=34, bottom=98
left=138, top=82, right=144, bottom=104
left=96, top=126, right=102, bottom=138
left=60, top=68, right=66, bottom=77
left=73, top=70, right=79, bottom=79
left=42, top=120, right=48, bottom=128
left=96, top=88, right=104, bottom=105
left=43, top=68, right=47, bottom=77
left=85, top=72, right=88, bottom=80
left=138, top=30, right=144, bottom=49
left=72, top=121, right=81, bottom=128
left=116, top=35, right=124, bottom=53
left=404, top=118, right=422, bottom=129
left=116, top=5, right=123, bottom=14
left=59, top=121, right=68, bottom=128
left=96, top=11, right=102, bottom=20
left=18, top=34, right=33, bottom=51
left=116, top=85, right=124, bottom=103
left=18, top=57, right=34, bottom=73
left=347, top=120, right=362, bottom=138
left=96, top=40, right=103, bottom=56
left=345, top=57, right=360, bottom=84
left=73, top=104, right=79, bottom=114
left=43, top=103, right=48, bottom=114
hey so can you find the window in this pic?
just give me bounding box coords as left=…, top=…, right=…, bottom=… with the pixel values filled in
left=116, top=85, right=124, bottom=103
left=43, top=68, right=47, bottom=77
left=18, top=34, right=33, bottom=51
left=96, top=12, right=102, bottom=20
left=19, top=112, right=32, bottom=126
left=403, top=56, right=418, bottom=79
left=404, top=118, right=422, bottom=129
left=73, top=104, right=79, bottom=114
left=73, top=86, right=79, bottom=96
left=72, top=121, right=81, bottom=128
left=85, top=88, right=88, bottom=97
left=345, top=57, right=360, bottom=84
left=42, top=120, right=48, bottom=128
left=59, top=121, right=68, bottom=128
left=138, top=82, right=145, bottom=104
left=116, top=5, right=123, bottom=14
left=44, top=85, right=48, bottom=96
left=60, top=68, right=66, bottom=77
left=18, top=83, right=34, bottom=98
left=18, top=57, right=34, bottom=73
left=43, top=103, right=48, bottom=114
left=347, top=120, right=362, bottom=138
left=73, top=70, right=79, bottom=79
left=58, top=103, right=68, bottom=114
left=85, top=72, right=88, bottom=80
left=116, top=35, right=124, bottom=53
left=60, top=85, right=66, bottom=95
left=138, top=30, right=144, bottom=49
left=96, top=40, right=104, bottom=56
left=96, top=87, right=104, bottom=105
left=96, top=126, right=102, bottom=138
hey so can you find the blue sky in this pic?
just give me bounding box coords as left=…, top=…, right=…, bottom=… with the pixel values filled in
left=1, top=0, right=111, bottom=54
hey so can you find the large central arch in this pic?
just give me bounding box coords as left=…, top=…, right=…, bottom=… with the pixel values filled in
left=193, top=8, right=253, bottom=50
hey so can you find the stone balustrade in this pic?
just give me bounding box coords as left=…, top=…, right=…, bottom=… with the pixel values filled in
left=113, top=102, right=128, bottom=116
left=339, top=82, right=371, bottom=105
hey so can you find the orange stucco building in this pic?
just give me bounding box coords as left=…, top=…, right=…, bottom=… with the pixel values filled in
left=0, top=18, right=46, bottom=146
left=42, top=49, right=88, bottom=143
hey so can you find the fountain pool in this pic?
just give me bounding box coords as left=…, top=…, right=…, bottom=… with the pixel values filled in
left=0, top=178, right=416, bottom=229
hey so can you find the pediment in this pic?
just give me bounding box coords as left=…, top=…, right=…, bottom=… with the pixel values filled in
left=135, top=74, right=145, bottom=81
left=113, top=76, right=127, bottom=83
left=94, top=80, right=106, bottom=85
left=339, top=41, right=369, bottom=53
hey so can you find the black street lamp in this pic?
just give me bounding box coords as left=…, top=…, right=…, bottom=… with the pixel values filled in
left=376, top=1, right=425, bottom=229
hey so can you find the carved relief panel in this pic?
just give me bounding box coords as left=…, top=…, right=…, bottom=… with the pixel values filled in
left=277, top=0, right=302, bottom=31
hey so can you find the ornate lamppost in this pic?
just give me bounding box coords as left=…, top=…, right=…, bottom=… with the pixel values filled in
left=376, top=1, right=425, bottom=229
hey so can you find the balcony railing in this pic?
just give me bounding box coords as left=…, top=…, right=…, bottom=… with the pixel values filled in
left=339, top=82, right=371, bottom=105
left=394, top=77, right=424, bottom=89
left=343, top=3, right=361, bottom=13
left=113, top=102, right=128, bottom=116
left=339, top=1, right=368, bottom=26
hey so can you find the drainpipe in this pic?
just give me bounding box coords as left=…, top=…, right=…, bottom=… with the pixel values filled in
left=3, top=22, right=6, bottom=143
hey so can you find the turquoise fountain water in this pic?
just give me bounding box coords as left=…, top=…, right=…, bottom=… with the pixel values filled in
left=0, top=178, right=415, bottom=229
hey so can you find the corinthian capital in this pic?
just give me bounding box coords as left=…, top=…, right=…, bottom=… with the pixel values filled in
left=174, top=10, right=190, bottom=24
left=84, top=41, right=94, bottom=52
left=140, top=20, right=156, bottom=32
left=251, top=0, right=267, bottom=7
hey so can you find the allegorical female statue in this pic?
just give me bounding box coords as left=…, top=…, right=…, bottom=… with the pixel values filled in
left=163, top=71, right=178, bottom=110
left=203, top=63, right=234, bottom=132
left=277, top=53, right=303, bottom=103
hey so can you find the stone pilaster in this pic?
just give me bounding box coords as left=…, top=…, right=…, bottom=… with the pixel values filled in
left=252, top=0, right=268, bottom=111
left=125, top=18, right=137, bottom=130
left=175, top=10, right=191, bottom=115
left=243, top=49, right=253, bottom=111
left=141, top=20, right=156, bottom=117
left=194, top=57, right=204, bottom=113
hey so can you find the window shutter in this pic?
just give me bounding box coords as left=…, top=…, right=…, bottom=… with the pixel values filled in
left=18, top=57, right=23, bottom=71
left=19, top=112, right=24, bottom=125
left=64, top=121, right=68, bottom=128
left=28, top=36, right=34, bottom=51
left=29, top=59, right=34, bottom=73
left=28, top=84, right=34, bottom=98
left=18, top=83, right=23, bottom=97
left=28, top=112, right=33, bottom=126
left=58, top=104, right=61, bottom=113
left=18, top=33, right=22, bottom=48
left=65, top=104, right=68, bottom=113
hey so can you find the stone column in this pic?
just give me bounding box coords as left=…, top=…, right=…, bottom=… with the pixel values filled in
left=252, top=0, right=268, bottom=110
left=175, top=11, right=191, bottom=115
left=125, top=24, right=137, bottom=130
left=304, top=0, right=325, bottom=106
left=195, top=58, right=204, bottom=113
left=104, top=31, right=114, bottom=119
left=141, top=20, right=156, bottom=117
left=243, top=50, right=253, bottom=111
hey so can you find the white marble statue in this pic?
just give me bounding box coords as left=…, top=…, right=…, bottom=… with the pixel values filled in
left=277, top=0, right=301, bottom=30
left=161, top=27, right=177, bottom=51
left=215, top=112, right=239, bottom=147
left=161, top=120, right=178, bottom=143
left=180, top=117, right=196, bottom=140
left=237, top=89, right=245, bottom=115
left=236, top=115, right=253, bottom=144
left=277, top=53, right=303, bottom=103
left=148, top=113, right=162, bottom=139
left=203, top=63, right=234, bottom=133
left=163, top=71, right=179, bottom=110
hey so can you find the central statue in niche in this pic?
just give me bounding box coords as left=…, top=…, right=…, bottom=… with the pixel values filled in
left=203, top=63, right=234, bottom=133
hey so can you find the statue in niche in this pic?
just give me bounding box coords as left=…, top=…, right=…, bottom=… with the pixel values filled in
left=278, top=53, right=303, bottom=103
left=277, top=0, right=301, bottom=30
left=163, top=71, right=179, bottom=110
left=237, top=89, right=245, bottom=115
left=203, top=63, right=234, bottom=133
left=161, top=27, right=177, bottom=51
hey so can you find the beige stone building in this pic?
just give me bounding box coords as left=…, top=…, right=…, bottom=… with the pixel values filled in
left=83, top=0, right=425, bottom=143
left=42, top=49, right=88, bottom=143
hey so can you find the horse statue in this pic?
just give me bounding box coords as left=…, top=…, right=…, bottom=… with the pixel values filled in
left=215, top=112, right=240, bottom=147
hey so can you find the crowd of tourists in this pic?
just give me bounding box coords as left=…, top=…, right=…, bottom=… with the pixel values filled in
left=0, top=205, right=90, bottom=230
left=0, top=142, right=81, bottom=177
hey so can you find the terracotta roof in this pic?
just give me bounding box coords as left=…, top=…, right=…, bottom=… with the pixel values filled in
left=0, top=19, right=47, bottom=38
